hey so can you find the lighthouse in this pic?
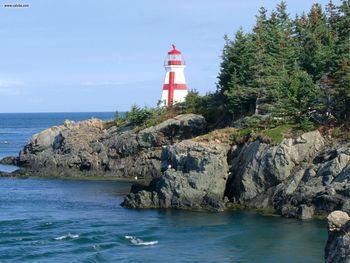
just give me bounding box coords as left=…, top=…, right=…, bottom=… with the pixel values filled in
left=159, top=44, right=188, bottom=107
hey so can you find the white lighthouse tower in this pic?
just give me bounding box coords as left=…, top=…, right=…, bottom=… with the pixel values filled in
left=159, top=44, right=188, bottom=107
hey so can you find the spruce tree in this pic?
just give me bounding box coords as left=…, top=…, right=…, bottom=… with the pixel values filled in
left=216, top=0, right=349, bottom=124
left=332, top=0, right=350, bottom=119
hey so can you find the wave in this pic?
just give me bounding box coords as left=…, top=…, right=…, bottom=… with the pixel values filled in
left=124, top=235, right=158, bottom=246
left=54, top=233, right=79, bottom=240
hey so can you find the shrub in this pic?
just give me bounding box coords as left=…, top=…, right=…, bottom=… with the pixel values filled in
left=184, top=90, right=227, bottom=127
left=297, top=116, right=315, bottom=131
left=229, top=128, right=252, bottom=144
left=124, top=105, right=155, bottom=126
left=114, top=111, right=126, bottom=127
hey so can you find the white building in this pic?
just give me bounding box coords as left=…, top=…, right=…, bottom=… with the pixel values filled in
left=159, top=44, right=188, bottom=107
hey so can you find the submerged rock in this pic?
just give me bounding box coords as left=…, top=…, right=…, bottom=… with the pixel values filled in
left=122, top=140, right=230, bottom=211
left=0, top=156, right=18, bottom=165
left=325, top=211, right=350, bottom=263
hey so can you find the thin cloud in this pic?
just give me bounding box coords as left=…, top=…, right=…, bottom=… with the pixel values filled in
left=0, top=79, right=23, bottom=96
left=0, top=87, right=21, bottom=96
left=0, top=79, right=23, bottom=88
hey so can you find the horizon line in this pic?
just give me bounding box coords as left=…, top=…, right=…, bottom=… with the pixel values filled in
left=0, top=111, right=117, bottom=114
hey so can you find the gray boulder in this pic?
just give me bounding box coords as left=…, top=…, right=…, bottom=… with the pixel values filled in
left=325, top=211, right=350, bottom=263
left=122, top=140, right=230, bottom=211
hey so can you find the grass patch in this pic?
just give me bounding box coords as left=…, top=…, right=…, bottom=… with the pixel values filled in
left=193, top=127, right=237, bottom=144
left=229, top=128, right=254, bottom=144
left=261, top=124, right=296, bottom=143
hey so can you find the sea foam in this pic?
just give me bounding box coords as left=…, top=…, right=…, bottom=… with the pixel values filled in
left=54, top=233, right=79, bottom=240
left=124, top=235, right=158, bottom=246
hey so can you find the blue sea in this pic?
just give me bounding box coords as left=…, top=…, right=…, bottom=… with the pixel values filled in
left=0, top=113, right=327, bottom=262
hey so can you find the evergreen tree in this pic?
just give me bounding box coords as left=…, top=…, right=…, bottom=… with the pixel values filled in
left=216, top=0, right=349, bottom=124
left=296, top=4, right=334, bottom=81
left=217, top=28, right=256, bottom=118
left=275, top=66, right=321, bottom=119
left=332, top=0, right=350, bottom=119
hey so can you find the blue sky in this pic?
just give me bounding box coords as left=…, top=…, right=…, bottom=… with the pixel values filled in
left=0, top=0, right=338, bottom=113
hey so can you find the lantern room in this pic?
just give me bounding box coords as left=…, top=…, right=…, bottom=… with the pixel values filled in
left=164, top=44, right=186, bottom=66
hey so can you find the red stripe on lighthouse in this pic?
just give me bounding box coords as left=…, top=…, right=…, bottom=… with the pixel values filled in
left=168, top=71, right=175, bottom=106
left=162, top=84, right=187, bottom=90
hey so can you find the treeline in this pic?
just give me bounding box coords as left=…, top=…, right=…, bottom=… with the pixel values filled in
left=115, top=1, right=349, bottom=131
left=217, top=0, right=350, bottom=124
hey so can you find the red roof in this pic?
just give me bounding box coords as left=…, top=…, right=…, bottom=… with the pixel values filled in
left=168, top=44, right=181, bottom=55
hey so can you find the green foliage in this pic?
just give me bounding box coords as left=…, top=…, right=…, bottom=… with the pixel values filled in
left=261, top=124, right=295, bottom=143
left=274, top=67, right=321, bottom=119
left=114, top=105, right=157, bottom=129
left=114, top=111, right=126, bottom=127
left=114, top=104, right=186, bottom=132
left=184, top=90, right=226, bottom=127
left=229, top=128, right=253, bottom=144
left=217, top=0, right=350, bottom=123
left=246, top=115, right=262, bottom=129
left=296, top=116, right=315, bottom=131
left=124, top=105, right=155, bottom=126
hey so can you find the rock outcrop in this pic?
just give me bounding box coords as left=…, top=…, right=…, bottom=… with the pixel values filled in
left=325, top=210, right=350, bottom=263
left=122, top=140, right=230, bottom=211
left=122, top=129, right=350, bottom=215
left=16, top=114, right=207, bottom=178
left=5, top=112, right=350, bottom=217
left=225, top=131, right=350, bottom=218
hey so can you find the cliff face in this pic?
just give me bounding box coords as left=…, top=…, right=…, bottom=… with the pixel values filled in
left=226, top=131, right=350, bottom=218
left=325, top=211, right=350, bottom=263
left=16, top=114, right=207, bottom=178
left=122, top=140, right=230, bottom=211
left=124, top=129, right=350, bottom=216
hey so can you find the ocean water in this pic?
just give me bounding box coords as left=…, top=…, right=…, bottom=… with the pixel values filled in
left=0, top=113, right=327, bottom=262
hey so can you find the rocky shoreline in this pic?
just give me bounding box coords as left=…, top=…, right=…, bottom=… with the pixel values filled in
left=1, top=113, right=350, bottom=261
left=1, top=113, right=349, bottom=218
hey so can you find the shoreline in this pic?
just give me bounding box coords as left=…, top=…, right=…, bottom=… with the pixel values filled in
left=2, top=114, right=349, bottom=220
left=0, top=170, right=331, bottom=221
left=0, top=172, right=141, bottom=183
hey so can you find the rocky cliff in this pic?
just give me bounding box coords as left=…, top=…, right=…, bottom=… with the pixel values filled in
left=3, top=113, right=350, bottom=217
left=124, top=129, right=350, bottom=216
left=226, top=131, right=350, bottom=219
left=325, top=211, right=350, bottom=262
left=13, top=114, right=207, bottom=178
left=122, top=140, right=230, bottom=211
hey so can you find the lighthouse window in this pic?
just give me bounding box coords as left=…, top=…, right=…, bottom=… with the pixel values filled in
left=168, top=55, right=181, bottom=60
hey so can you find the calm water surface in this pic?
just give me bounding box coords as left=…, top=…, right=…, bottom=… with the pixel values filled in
left=0, top=113, right=327, bottom=262
left=0, top=178, right=327, bottom=263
